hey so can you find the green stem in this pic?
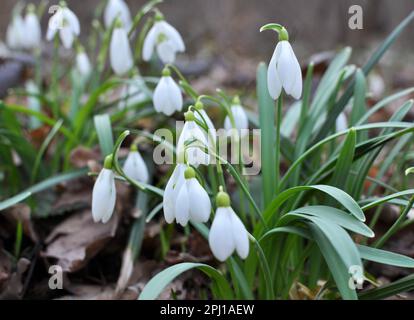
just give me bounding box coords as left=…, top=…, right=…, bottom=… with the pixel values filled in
left=275, top=94, right=283, bottom=194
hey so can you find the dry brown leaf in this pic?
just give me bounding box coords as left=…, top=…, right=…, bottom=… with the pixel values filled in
left=42, top=209, right=119, bottom=272
left=69, top=146, right=101, bottom=169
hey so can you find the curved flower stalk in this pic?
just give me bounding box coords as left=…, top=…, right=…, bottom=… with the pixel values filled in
left=153, top=67, right=183, bottom=115
left=209, top=187, right=249, bottom=261
left=169, top=166, right=211, bottom=226
left=110, top=20, right=134, bottom=75
left=122, top=144, right=149, bottom=183
left=261, top=24, right=302, bottom=100
left=162, top=163, right=187, bottom=223
left=46, top=2, right=80, bottom=49
left=6, top=14, right=25, bottom=50
left=177, top=110, right=210, bottom=166
left=104, top=0, right=132, bottom=30
left=224, top=96, right=249, bottom=137
left=76, top=46, right=92, bottom=77
left=92, top=154, right=116, bottom=223
left=142, top=13, right=185, bottom=64
left=23, top=4, right=41, bottom=50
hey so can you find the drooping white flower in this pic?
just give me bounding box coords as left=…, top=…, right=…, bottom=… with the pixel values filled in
left=104, top=0, right=132, bottom=30
left=92, top=155, right=116, bottom=223
left=266, top=28, right=302, bottom=100
left=46, top=4, right=80, bottom=49
left=153, top=68, right=183, bottom=115
left=6, top=14, right=25, bottom=50
left=23, top=5, right=41, bottom=50
left=173, top=166, right=211, bottom=226
left=177, top=111, right=210, bottom=166
left=142, top=16, right=185, bottom=64
left=110, top=25, right=133, bottom=75
left=163, top=163, right=187, bottom=223
left=336, top=112, right=348, bottom=132
left=209, top=189, right=249, bottom=261
left=118, top=76, right=147, bottom=109
left=224, top=98, right=249, bottom=137
left=122, top=145, right=149, bottom=183
left=76, top=49, right=92, bottom=77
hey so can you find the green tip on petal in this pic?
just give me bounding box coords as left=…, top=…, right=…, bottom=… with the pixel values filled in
left=184, top=166, right=196, bottom=179
left=103, top=154, right=114, bottom=170
left=161, top=67, right=171, bottom=77
left=216, top=187, right=231, bottom=207
left=194, top=101, right=204, bottom=110
left=184, top=110, right=195, bottom=121
left=130, top=144, right=138, bottom=152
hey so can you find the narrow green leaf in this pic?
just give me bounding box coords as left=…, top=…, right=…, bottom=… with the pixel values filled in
left=94, top=114, right=114, bottom=157
left=138, top=263, right=233, bottom=300
left=0, top=191, right=32, bottom=211
left=358, top=245, right=414, bottom=268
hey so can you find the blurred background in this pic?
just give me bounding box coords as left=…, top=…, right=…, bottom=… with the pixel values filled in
left=1, top=0, right=414, bottom=92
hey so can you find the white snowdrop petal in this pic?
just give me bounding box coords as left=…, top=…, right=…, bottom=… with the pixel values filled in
left=267, top=47, right=282, bottom=100
left=163, top=164, right=186, bottom=223
left=101, top=175, right=117, bottom=223
left=142, top=23, right=159, bottom=61
left=63, top=8, right=80, bottom=35
left=166, top=77, right=183, bottom=112
left=177, top=121, right=210, bottom=166
left=232, top=105, right=249, bottom=130
left=284, top=43, right=302, bottom=99
left=188, top=178, right=211, bottom=223
left=159, top=21, right=185, bottom=52
left=209, top=208, right=235, bottom=261
left=60, top=25, right=74, bottom=49
left=92, top=169, right=116, bottom=223
left=76, top=52, right=91, bottom=77
left=195, top=109, right=216, bottom=148
left=122, top=151, right=149, bottom=183
left=229, top=208, right=249, bottom=259
left=110, top=27, right=133, bottom=75
left=156, top=40, right=177, bottom=64
left=46, top=11, right=62, bottom=41
left=24, top=13, right=41, bottom=48
left=104, top=0, right=132, bottom=29
left=153, top=76, right=180, bottom=115
left=277, top=41, right=296, bottom=94
left=175, top=183, right=190, bottom=226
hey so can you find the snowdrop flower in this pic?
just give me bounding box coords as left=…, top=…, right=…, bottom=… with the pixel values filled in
left=194, top=101, right=217, bottom=147
left=104, top=0, right=132, bottom=30
left=177, top=110, right=210, bottom=166
left=263, top=26, right=302, bottom=100
left=163, top=163, right=187, bottom=223
left=110, top=21, right=133, bottom=75
left=6, top=14, right=25, bottom=50
left=92, top=154, right=116, bottom=223
left=336, top=112, right=348, bottom=132
left=23, top=4, right=42, bottom=50
left=173, top=166, right=211, bottom=226
left=153, top=67, right=183, bottom=115
left=209, top=187, right=249, bottom=261
left=46, top=2, right=80, bottom=49
left=142, top=13, right=185, bottom=64
left=76, top=46, right=92, bottom=77
left=122, top=144, right=149, bottom=183
left=224, top=97, right=249, bottom=137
